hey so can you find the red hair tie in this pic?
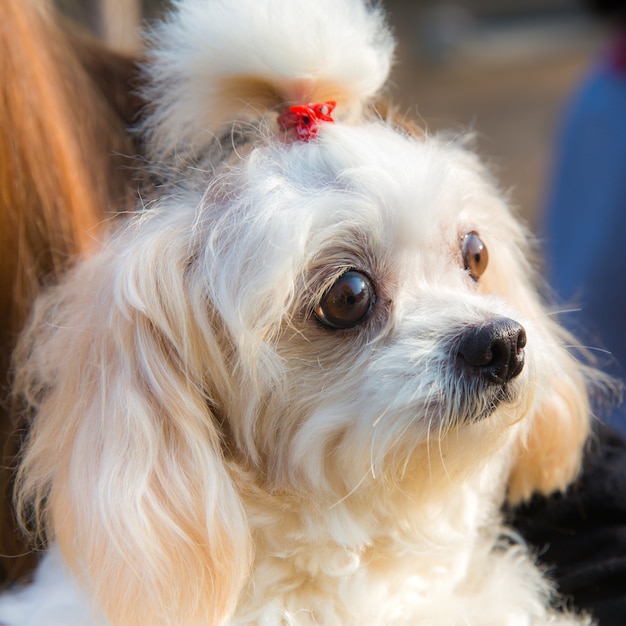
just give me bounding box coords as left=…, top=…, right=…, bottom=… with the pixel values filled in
left=278, top=101, right=336, bottom=141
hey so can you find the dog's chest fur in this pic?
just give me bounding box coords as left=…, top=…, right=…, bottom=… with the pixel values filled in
left=231, top=452, right=570, bottom=626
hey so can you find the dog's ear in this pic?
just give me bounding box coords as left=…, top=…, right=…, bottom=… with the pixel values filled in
left=506, top=321, right=592, bottom=504
left=478, top=215, right=594, bottom=504
left=15, top=233, right=250, bottom=626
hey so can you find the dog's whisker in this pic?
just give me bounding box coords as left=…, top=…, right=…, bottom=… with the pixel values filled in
left=562, top=344, right=613, bottom=355
left=545, top=307, right=583, bottom=317
left=327, top=471, right=371, bottom=510
left=371, top=406, right=390, bottom=429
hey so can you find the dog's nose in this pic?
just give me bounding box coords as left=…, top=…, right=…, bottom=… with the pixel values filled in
left=457, top=318, right=526, bottom=385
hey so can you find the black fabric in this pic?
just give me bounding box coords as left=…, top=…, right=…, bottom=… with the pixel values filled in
left=511, top=424, right=626, bottom=625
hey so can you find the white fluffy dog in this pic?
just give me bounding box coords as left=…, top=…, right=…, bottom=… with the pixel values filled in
left=0, top=1, right=599, bottom=625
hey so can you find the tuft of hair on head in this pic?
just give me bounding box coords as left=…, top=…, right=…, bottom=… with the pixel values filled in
left=140, top=0, right=395, bottom=165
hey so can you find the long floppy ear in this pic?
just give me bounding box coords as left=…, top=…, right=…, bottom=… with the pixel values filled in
left=14, top=227, right=250, bottom=626
left=506, top=320, right=593, bottom=504
left=479, top=209, right=596, bottom=504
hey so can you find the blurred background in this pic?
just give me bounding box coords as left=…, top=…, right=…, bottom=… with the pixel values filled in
left=53, top=0, right=606, bottom=230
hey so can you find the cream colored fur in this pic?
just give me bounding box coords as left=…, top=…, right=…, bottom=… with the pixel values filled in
left=0, top=1, right=598, bottom=625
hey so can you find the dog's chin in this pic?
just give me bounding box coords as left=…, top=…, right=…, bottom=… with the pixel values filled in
left=429, top=378, right=524, bottom=435
left=471, top=383, right=520, bottom=422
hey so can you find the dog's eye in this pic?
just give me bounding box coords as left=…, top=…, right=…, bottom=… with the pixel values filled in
left=315, top=271, right=376, bottom=329
left=462, top=232, right=488, bottom=280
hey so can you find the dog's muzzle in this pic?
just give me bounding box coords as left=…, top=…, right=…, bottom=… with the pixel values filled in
left=456, top=318, right=526, bottom=386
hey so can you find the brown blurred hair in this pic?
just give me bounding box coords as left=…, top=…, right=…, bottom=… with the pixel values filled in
left=0, top=0, right=140, bottom=583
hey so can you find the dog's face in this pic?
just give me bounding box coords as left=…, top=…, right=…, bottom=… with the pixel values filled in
left=156, top=121, right=584, bottom=508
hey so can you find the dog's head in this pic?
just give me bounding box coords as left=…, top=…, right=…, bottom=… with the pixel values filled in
left=15, top=1, right=596, bottom=625
left=169, top=121, right=591, bottom=501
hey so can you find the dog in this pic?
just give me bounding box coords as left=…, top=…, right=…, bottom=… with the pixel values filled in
left=0, top=0, right=600, bottom=624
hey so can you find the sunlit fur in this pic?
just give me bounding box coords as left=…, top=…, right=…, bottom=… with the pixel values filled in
left=2, top=1, right=599, bottom=625
left=0, top=0, right=137, bottom=584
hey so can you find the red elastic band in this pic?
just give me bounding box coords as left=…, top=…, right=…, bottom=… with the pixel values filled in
left=277, top=101, right=336, bottom=141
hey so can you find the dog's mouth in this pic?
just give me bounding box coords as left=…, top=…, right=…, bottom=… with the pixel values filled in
left=471, top=383, right=519, bottom=422
left=421, top=377, right=521, bottom=433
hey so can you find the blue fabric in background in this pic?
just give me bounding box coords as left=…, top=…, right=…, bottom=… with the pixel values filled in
left=544, top=52, right=626, bottom=435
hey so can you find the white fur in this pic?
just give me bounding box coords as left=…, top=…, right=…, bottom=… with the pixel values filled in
left=0, top=1, right=597, bottom=625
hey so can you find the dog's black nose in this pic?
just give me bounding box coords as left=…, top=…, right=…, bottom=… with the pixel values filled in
left=457, top=318, right=526, bottom=385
